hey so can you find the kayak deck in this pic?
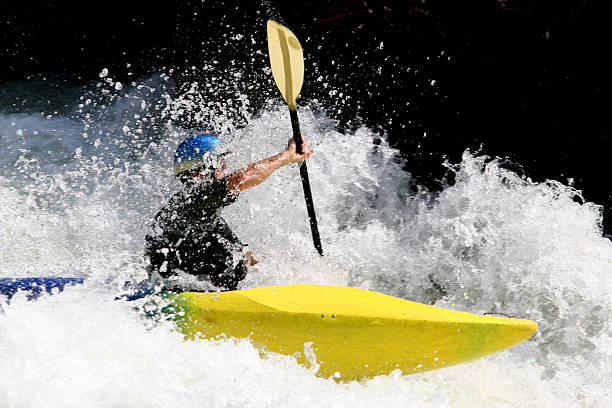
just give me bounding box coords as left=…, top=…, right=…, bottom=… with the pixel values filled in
left=166, top=284, right=537, bottom=380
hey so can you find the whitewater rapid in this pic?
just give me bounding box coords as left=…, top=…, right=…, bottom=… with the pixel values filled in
left=0, top=73, right=610, bottom=407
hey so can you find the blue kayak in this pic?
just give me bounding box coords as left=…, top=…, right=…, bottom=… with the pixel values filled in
left=0, top=277, right=86, bottom=300
left=0, top=277, right=160, bottom=302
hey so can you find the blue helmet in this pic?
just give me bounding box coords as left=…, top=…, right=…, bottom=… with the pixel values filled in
left=173, top=134, right=227, bottom=176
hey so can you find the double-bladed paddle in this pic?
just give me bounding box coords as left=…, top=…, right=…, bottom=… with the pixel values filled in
left=266, top=19, right=323, bottom=256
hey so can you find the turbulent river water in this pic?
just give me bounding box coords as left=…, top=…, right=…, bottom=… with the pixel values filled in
left=0, top=72, right=610, bottom=407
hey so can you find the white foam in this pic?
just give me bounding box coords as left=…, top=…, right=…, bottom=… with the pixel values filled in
left=0, top=76, right=610, bottom=406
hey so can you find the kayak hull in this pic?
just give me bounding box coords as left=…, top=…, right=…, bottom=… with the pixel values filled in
left=166, top=284, right=537, bottom=380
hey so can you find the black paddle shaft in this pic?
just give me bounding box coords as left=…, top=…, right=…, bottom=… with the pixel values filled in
left=289, top=108, right=323, bottom=256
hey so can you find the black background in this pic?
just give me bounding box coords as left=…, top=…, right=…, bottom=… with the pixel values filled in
left=2, top=1, right=610, bottom=233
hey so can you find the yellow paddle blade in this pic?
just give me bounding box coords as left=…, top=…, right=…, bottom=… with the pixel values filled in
left=267, top=20, right=304, bottom=109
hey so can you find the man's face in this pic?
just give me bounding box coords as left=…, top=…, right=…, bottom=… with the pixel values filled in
left=184, top=157, right=229, bottom=183
left=214, top=157, right=230, bottom=180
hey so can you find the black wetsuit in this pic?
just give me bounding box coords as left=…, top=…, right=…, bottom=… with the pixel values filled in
left=144, top=177, right=247, bottom=290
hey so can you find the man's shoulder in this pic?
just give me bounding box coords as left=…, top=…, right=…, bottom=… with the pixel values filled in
left=192, top=177, right=238, bottom=205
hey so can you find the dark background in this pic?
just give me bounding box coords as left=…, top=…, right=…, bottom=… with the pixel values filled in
left=2, top=1, right=610, bottom=233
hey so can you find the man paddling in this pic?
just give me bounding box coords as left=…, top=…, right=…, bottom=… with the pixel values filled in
left=144, top=134, right=311, bottom=291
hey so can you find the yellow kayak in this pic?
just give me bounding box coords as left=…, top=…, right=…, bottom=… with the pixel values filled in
left=165, top=284, right=537, bottom=380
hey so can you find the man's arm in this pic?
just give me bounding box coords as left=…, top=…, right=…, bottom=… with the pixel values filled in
left=226, top=137, right=312, bottom=192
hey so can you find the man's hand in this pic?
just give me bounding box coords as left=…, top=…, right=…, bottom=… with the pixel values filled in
left=284, top=136, right=313, bottom=164
left=244, top=250, right=259, bottom=266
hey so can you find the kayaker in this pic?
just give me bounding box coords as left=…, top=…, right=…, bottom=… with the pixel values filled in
left=144, top=133, right=311, bottom=291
